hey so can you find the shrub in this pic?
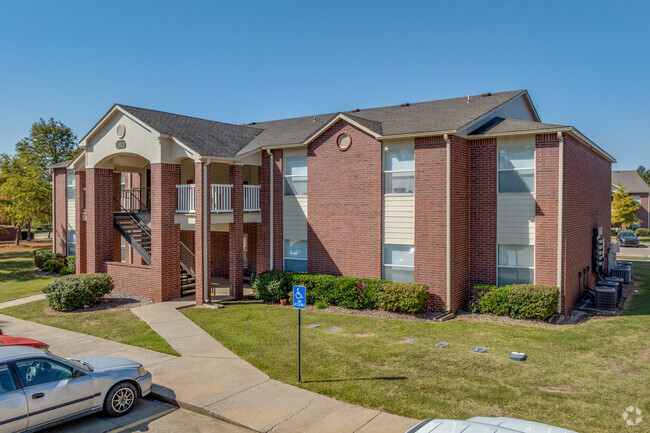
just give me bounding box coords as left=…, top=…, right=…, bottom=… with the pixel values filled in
left=291, top=273, right=379, bottom=309
left=34, top=249, right=64, bottom=270
left=43, top=258, right=66, bottom=274
left=252, top=270, right=295, bottom=302
left=315, top=301, right=326, bottom=309
left=376, top=282, right=429, bottom=314
left=66, top=255, right=76, bottom=273
left=43, top=274, right=114, bottom=312
left=473, top=284, right=559, bottom=320
left=635, top=228, right=650, bottom=237
left=59, top=267, right=72, bottom=276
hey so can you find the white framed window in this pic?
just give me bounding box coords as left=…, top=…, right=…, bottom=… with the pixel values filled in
left=120, top=173, right=126, bottom=190
left=120, top=237, right=126, bottom=263
left=383, top=244, right=414, bottom=283
left=243, top=233, right=249, bottom=269
left=497, top=141, right=535, bottom=193
left=66, top=170, right=75, bottom=200
left=497, top=245, right=534, bottom=286
left=67, top=229, right=75, bottom=256
left=633, top=194, right=641, bottom=203
left=284, top=155, right=307, bottom=196
left=284, top=239, right=307, bottom=272
left=384, top=143, right=414, bottom=194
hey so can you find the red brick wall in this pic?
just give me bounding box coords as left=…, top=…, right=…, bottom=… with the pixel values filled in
left=450, top=136, right=470, bottom=312
left=211, top=231, right=229, bottom=278
left=194, top=162, right=211, bottom=305
left=638, top=194, right=649, bottom=228
left=307, top=120, right=382, bottom=278
left=85, top=168, right=114, bottom=274
left=75, top=171, right=87, bottom=274
left=106, top=262, right=155, bottom=298
left=112, top=173, right=122, bottom=262
left=180, top=230, right=194, bottom=251
left=150, top=163, right=181, bottom=302
left=244, top=223, right=257, bottom=271
left=272, top=150, right=284, bottom=270
left=229, top=165, right=244, bottom=298
left=468, top=138, right=497, bottom=287
left=562, top=134, right=612, bottom=314
left=53, top=168, right=67, bottom=255
left=257, top=151, right=271, bottom=272
left=0, top=226, right=17, bottom=242
left=535, top=134, right=559, bottom=286
left=414, top=136, right=447, bottom=311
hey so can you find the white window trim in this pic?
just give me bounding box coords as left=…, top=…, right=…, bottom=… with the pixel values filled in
left=383, top=147, right=415, bottom=195
left=496, top=244, right=536, bottom=286
left=496, top=144, right=536, bottom=195
left=283, top=154, right=308, bottom=197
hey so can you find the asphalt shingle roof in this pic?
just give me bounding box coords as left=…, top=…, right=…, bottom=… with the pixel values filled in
left=469, top=117, right=567, bottom=135
left=612, top=170, right=650, bottom=193
left=48, top=159, right=73, bottom=169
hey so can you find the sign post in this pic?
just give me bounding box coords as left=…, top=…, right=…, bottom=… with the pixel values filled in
left=293, top=285, right=306, bottom=383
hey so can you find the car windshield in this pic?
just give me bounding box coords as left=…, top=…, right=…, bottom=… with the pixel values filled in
left=45, top=351, right=92, bottom=372
left=620, top=232, right=636, bottom=238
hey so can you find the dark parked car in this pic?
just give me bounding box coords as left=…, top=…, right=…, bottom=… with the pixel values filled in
left=618, top=231, right=640, bottom=247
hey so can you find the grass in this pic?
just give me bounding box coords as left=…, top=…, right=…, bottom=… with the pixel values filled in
left=183, top=262, right=650, bottom=433
left=0, top=241, right=55, bottom=303
left=0, top=299, right=179, bottom=356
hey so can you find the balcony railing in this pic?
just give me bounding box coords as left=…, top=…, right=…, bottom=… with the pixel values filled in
left=177, top=184, right=195, bottom=213
left=176, top=183, right=261, bottom=214
left=244, top=185, right=261, bottom=212
left=121, top=188, right=150, bottom=213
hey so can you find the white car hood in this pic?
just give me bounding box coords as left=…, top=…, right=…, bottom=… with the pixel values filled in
left=72, top=356, right=140, bottom=372
left=409, top=417, right=576, bottom=433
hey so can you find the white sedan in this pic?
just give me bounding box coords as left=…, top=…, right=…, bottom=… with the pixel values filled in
left=407, top=416, right=577, bottom=433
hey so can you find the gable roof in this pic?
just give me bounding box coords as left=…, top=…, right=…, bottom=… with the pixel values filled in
left=612, top=170, right=650, bottom=193
left=48, top=159, right=73, bottom=169
left=469, top=118, right=567, bottom=136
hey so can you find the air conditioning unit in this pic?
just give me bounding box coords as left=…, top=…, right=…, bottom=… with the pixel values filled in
left=594, top=286, right=617, bottom=310
left=604, top=276, right=624, bottom=300
left=608, top=242, right=620, bottom=253
left=598, top=280, right=621, bottom=304
left=612, top=266, right=632, bottom=284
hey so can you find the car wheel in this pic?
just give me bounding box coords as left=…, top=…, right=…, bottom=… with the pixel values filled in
left=104, top=381, right=138, bottom=417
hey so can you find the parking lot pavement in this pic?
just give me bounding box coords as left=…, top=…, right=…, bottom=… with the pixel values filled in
left=619, top=244, right=650, bottom=258
left=42, top=397, right=253, bottom=433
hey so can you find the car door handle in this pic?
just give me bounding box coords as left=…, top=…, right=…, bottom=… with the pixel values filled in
left=32, top=393, right=44, bottom=399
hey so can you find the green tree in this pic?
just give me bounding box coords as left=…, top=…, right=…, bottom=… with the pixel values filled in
left=637, top=165, right=650, bottom=186
left=15, top=118, right=78, bottom=179
left=611, top=185, right=640, bottom=229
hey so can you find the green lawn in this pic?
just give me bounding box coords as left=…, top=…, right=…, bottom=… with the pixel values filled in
left=184, top=262, right=650, bottom=433
left=0, top=299, right=179, bottom=356
left=0, top=244, right=55, bottom=303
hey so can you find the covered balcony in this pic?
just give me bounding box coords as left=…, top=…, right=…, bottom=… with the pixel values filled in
left=176, top=184, right=261, bottom=213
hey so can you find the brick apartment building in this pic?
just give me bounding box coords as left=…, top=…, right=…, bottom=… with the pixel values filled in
left=612, top=170, right=650, bottom=228
left=51, top=90, right=615, bottom=314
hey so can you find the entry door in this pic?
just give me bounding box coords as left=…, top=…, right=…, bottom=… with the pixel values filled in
left=0, top=363, right=28, bottom=433
left=14, top=358, right=95, bottom=429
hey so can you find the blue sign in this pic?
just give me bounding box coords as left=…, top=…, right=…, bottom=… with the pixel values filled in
left=293, top=285, right=306, bottom=309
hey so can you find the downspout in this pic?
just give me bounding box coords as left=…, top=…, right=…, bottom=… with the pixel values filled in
left=267, top=149, right=274, bottom=269
left=51, top=168, right=55, bottom=251
left=556, top=131, right=564, bottom=314
left=444, top=134, right=452, bottom=312
left=203, top=159, right=212, bottom=303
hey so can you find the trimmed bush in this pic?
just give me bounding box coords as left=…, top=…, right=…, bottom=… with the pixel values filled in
left=472, top=284, right=559, bottom=320
left=66, top=255, right=76, bottom=273
left=291, top=273, right=379, bottom=310
left=34, top=249, right=65, bottom=270
left=635, top=228, right=650, bottom=237
left=251, top=270, right=294, bottom=302
left=44, top=258, right=66, bottom=274
left=59, top=267, right=72, bottom=276
left=43, top=274, right=114, bottom=312
left=376, top=282, right=428, bottom=314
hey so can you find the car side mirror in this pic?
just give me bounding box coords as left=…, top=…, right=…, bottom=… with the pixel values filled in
left=72, top=369, right=86, bottom=378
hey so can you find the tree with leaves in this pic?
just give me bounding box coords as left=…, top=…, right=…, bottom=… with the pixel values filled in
left=637, top=165, right=650, bottom=186
left=611, top=184, right=640, bottom=229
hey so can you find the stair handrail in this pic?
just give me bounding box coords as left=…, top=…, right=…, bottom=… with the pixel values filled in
left=113, top=197, right=151, bottom=236
left=121, top=188, right=150, bottom=213
left=180, top=241, right=195, bottom=278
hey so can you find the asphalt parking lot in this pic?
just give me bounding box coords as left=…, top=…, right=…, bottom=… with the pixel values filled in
left=42, top=397, right=252, bottom=433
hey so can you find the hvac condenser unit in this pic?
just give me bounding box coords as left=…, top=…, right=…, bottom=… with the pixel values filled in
left=598, top=280, right=621, bottom=304
left=594, top=286, right=617, bottom=310
left=612, top=266, right=632, bottom=284
left=604, top=276, right=624, bottom=300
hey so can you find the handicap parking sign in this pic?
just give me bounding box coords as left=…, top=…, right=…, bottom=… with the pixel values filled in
left=293, top=285, right=306, bottom=309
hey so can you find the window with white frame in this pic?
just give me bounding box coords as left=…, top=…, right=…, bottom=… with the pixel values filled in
left=284, top=239, right=307, bottom=272
left=120, top=237, right=126, bottom=263
left=384, top=143, right=414, bottom=194
left=383, top=244, right=414, bottom=283
left=284, top=155, right=307, bottom=196
left=66, top=170, right=75, bottom=200
left=633, top=194, right=641, bottom=203
left=67, top=229, right=76, bottom=256
left=497, top=141, right=535, bottom=193
left=497, top=245, right=534, bottom=286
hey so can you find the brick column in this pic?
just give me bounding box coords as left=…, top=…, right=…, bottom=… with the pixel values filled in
left=272, top=150, right=284, bottom=270
left=150, top=163, right=181, bottom=302
left=75, top=171, right=87, bottom=274
left=535, top=134, right=560, bottom=286
left=229, top=164, right=244, bottom=298
left=86, top=168, right=115, bottom=274
left=113, top=172, right=122, bottom=262
left=194, top=162, right=211, bottom=305
left=53, top=168, right=67, bottom=255
left=257, top=152, right=271, bottom=273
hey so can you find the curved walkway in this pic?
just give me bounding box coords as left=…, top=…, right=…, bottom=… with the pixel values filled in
left=131, top=300, right=417, bottom=433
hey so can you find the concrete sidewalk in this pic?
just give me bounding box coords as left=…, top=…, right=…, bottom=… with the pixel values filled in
left=0, top=293, right=46, bottom=310
left=131, top=300, right=417, bottom=433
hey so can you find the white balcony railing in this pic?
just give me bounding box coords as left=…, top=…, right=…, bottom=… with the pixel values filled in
left=176, top=184, right=195, bottom=213
left=211, top=184, right=233, bottom=213
left=244, top=185, right=261, bottom=212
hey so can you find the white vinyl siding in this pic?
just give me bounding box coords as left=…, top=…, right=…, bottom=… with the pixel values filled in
left=497, top=245, right=534, bottom=286
left=283, top=196, right=308, bottom=241
left=383, top=195, right=414, bottom=245
left=497, top=195, right=535, bottom=245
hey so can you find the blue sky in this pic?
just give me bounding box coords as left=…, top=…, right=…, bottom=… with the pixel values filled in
left=0, top=0, right=647, bottom=170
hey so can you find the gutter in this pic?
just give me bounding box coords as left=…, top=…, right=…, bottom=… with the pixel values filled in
left=556, top=131, right=564, bottom=314
left=203, top=159, right=212, bottom=303
left=267, top=149, right=274, bottom=269
left=444, top=133, right=452, bottom=312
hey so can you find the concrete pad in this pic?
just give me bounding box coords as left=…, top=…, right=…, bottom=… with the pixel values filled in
left=143, top=318, right=206, bottom=340
left=165, top=334, right=239, bottom=358
left=355, top=412, right=419, bottom=433
left=101, top=346, right=175, bottom=369
left=207, top=379, right=318, bottom=432
left=133, top=303, right=191, bottom=325
left=272, top=393, right=381, bottom=433
left=146, top=357, right=269, bottom=407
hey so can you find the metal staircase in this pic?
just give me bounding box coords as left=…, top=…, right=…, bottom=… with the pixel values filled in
left=180, top=241, right=196, bottom=296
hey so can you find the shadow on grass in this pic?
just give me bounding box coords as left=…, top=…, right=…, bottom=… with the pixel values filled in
left=302, top=376, right=407, bottom=384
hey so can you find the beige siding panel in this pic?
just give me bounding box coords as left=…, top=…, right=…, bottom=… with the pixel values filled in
left=283, top=196, right=308, bottom=241
left=497, top=194, right=535, bottom=245
left=383, top=195, right=414, bottom=245
left=67, top=199, right=76, bottom=232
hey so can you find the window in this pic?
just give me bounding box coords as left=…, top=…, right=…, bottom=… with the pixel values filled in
left=384, top=143, right=414, bottom=194
left=15, top=358, right=74, bottom=387
left=67, top=228, right=75, bottom=256
left=243, top=233, right=249, bottom=269
left=284, top=239, right=307, bottom=272
left=498, top=141, right=534, bottom=193
left=0, top=364, right=16, bottom=395
left=120, top=237, right=126, bottom=263
left=66, top=170, right=75, bottom=200
left=120, top=172, right=126, bottom=190
left=383, top=244, right=414, bottom=282
left=284, top=155, right=307, bottom=196
left=633, top=194, right=641, bottom=203
left=497, top=245, right=534, bottom=286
